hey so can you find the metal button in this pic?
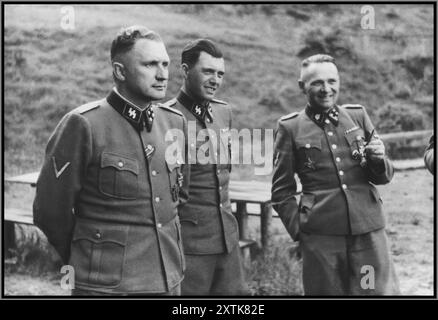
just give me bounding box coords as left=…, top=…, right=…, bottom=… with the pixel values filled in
left=191, top=143, right=195, bottom=148
left=118, top=161, right=124, bottom=168
left=94, top=231, right=101, bottom=240
left=206, top=118, right=211, bottom=123
left=305, top=143, right=311, bottom=149
left=155, top=197, right=160, bottom=203
left=217, top=169, right=221, bottom=174
left=219, top=203, right=223, bottom=208
left=152, top=170, right=157, bottom=176
left=336, top=157, right=341, bottom=162
left=339, top=170, right=344, bottom=176
left=328, top=131, right=333, bottom=136
left=332, top=144, right=337, bottom=149
left=342, top=184, right=347, bottom=190
left=356, top=135, right=362, bottom=141
left=157, top=223, right=162, bottom=228
left=325, top=119, right=330, bottom=124
left=219, top=186, right=222, bottom=191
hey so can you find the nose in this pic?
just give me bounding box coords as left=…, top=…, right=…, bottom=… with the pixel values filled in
left=321, top=82, right=330, bottom=93
left=156, top=65, right=168, bottom=81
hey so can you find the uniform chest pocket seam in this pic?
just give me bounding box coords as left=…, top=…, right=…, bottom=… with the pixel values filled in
left=99, top=152, right=139, bottom=200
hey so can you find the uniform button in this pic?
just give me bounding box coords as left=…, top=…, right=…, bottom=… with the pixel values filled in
left=94, top=231, right=101, bottom=240
left=328, top=131, right=333, bottom=136
left=336, top=157, right=341, bottom=162
left=342, top=184, right=347, bottom=190
left=118, top=161, right=124, bottom=168
left=152, top=170, right=157, bottom=176
left=191, top=143, right=195, bottom=148
left=176, top=159, right=181, bottom=165
left=217, top=169, right=221, bottom=174
left=219, top=203, right=223, bottom=208
left=157, top=223, right=162, bottom=228
left=155, top=197, right=160, bottom=203
left=305, top=143, right=311, bottom=149
left=219, top=186, right=222, bottom=191
left=339, top=170, right=344, bottom=176
left=325, top=119, right=330, bottom=124
left=332, top=144, right=337, bottom=149
left=215, top=152, right=218, bottom=157
left=356, top=135, right=362, bottom=141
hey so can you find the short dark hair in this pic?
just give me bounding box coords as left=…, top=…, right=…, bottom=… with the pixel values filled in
left=111, top=25, right=162, bottom=61
left=181, top=39, right=223, bottom=68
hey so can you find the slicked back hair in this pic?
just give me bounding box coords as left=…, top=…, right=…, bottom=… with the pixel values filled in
left=181, top=39, right=223, bottom=68
left=111, top=25, right=162, bottom=61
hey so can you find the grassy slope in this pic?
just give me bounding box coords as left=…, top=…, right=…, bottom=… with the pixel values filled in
left=4, top=4, right=434, bottom=175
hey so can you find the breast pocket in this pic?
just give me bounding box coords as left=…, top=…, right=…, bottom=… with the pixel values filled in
left=99, top=152, right=139, bottom=199
left=166, top=160, right=182, bottom=204
left=295, top=138, right=322, bottom=172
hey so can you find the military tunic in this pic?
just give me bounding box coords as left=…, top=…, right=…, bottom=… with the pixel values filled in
left=33, top=89, right=189, bottom=294
left=168, top=90, right=246, bottom=295
left=272, top=104, right=399, bottom=295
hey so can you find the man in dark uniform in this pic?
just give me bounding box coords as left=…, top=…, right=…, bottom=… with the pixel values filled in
left=33, top=26, right=188, bottom=295
left=164, top=39, right=246, bottom=295
left=424, top=135, right=434, bottom=174
left=271, top=54, right=400, bottom=295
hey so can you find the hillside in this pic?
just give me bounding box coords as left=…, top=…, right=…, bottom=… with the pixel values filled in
left=3, top=4, right=434, bottom=175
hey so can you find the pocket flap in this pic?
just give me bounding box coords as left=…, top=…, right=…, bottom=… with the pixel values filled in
left=345, top=128, right=365, bottom=146
left=296, top=138, right=322, bottom=151
left=300, top=193, right=316, bottom=209
left=72, top=220, right=129, bottom=246
left=101, top=152, right=139, bottom=175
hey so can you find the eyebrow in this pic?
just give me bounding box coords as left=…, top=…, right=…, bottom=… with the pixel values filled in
left=202, top=67, right=225, bottom=74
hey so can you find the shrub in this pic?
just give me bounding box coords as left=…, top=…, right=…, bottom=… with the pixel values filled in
left=376, top=103, right=427, bottom=133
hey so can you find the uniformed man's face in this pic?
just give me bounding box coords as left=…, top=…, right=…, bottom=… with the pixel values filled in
left=184, top=51, right=225, bottom=102
left=118, top=39, right=170, bottom=104
left=300, top=62, right=340, bottom=111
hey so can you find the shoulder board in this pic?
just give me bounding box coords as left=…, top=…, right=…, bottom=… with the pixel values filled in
left=161, top=98, right=177, bottom=108
left=158, top=103, right=183, bottom=116
left=280, top=112, right=299, bottom=121
left=211, top=98, right=227, bottom=105
left=76, top=100, right=101, bottom=114
left=342, top=104, right=364, bottom=110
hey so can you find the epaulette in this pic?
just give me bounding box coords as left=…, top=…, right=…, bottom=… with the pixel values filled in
left=211, top=98, right=227, bottom=105
left=158, top=103, right=183, bottom=116
left=280, top=112, right=299, bottom=121
left=342, top=104, right=364, bottom=109
left=161, top=98, right=177, bottom=108
left=76, top=100, right=101, bottom=114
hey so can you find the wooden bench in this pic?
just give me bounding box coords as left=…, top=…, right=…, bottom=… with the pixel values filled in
left=4, top=172, right=281, bottom=263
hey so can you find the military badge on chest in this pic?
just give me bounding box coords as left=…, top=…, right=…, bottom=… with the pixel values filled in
left=303, top=144, right=317, bottom=170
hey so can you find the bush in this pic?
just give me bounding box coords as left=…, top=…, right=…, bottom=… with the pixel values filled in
left=376, top=103, right=427, bottom=133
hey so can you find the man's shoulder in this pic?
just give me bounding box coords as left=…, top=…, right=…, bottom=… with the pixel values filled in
left=279, top=111, right=302, bottom=122
left=157, top=99, right=183, bottom=117
left=72, top=99, right=104, bottom=115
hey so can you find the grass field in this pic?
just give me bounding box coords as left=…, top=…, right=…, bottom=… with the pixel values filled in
left=3, top=4, right=435, bottom=296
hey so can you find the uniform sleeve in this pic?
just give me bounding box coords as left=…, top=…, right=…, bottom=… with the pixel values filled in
left=271, top=120, right=300, bottom=241
left=361, top=108, right=394, bottom=185
left=424, top=135, right=434, bottom=174
left=33, top=112, right=92, bottom=264
left=178, top=115, right=190, bottom=206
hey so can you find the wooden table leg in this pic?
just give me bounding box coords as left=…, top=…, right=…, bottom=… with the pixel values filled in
left=4, top=221, right=16, bottom=258
left=236, top=202, right=249, bottom=239
left=260, top=202, right=272, bottom=249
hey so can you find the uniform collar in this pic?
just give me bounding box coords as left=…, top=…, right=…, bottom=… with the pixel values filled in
left=305, top=104, right=339, bottom=128
left=107, top=89, right=155, bottom=132
left=177, top=90, right=213, bottom=123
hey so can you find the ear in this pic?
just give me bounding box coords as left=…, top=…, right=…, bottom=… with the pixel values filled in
left=112, top=62, right=126, bottom=82
left=181, top=63, right=190, bottom=79
left=298, top=80, right=306, bottom=94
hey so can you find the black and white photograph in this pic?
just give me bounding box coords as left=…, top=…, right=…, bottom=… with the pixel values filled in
left=2, top=1, right=435, bottom=302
